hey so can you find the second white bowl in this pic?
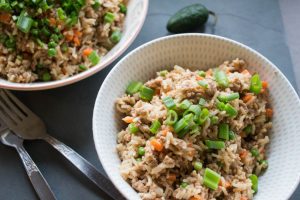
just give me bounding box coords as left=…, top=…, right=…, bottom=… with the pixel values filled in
left=93, top=34, right=300, bottom=200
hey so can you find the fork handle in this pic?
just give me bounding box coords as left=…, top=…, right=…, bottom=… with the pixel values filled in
left=43, top=135, right=125, bottom=200
left=16, top=145, right=57, bottom=200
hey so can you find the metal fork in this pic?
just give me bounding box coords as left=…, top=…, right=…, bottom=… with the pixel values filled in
left=0, top=89, right=124, bottom=200
left=0, top=119, right=56, bottom=200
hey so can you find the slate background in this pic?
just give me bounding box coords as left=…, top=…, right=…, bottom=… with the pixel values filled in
left=0, top=0, right=298, bottom=199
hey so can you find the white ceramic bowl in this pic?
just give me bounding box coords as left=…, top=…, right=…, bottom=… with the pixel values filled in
left=93, top=34, right=300, bottom=200
left=0, top=0, right=148, bottom=91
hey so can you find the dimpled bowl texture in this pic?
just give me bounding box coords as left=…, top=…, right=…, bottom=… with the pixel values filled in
left=0, top=0, right=148, bottom=91
left=93, top=34, right=300, bottom=200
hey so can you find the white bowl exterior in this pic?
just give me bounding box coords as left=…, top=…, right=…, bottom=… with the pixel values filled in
left=93, top=34, right=300, bottom=200
left=0, top=0, right=148, bottom=90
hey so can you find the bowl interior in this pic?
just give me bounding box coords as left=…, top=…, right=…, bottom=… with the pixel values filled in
left=0, top=0, right=148, bottom=91
left=93, top=34, right=300, bottom=200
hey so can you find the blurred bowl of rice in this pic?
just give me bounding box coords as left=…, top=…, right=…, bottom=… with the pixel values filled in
left=93, top=34, right=300, bottom=200
left=0, top=0, right=148, bottom=90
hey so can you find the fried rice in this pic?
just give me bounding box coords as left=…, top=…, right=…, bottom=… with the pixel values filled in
left=116, top=59, right=272, bottom=200
left=0, top=0, right=127, bottom=83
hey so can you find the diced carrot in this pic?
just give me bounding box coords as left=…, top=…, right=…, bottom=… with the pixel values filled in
left=196, top=76, right=204, bottom=81
left=83, top=48, right=93, bottom=56
left=240, top=197, right=248, bottom=200
left=73, top=36, right=80, bottom=46
left=0, top=13, right=11, bottom=24
left=206, top=69, right=212, bottom=78
left=167, top=173, right=176, bottom=182
left=239, top=150, right=248, bottom=159
left=161, top=129, right=168, bottom=136
left=266, top=108, right=273, bottom=118
left=73, top=29, right=82, bottom=37
left=150, top=139, right=163, bottom=151
left=49, top=18, right=57, bottom=26
left=226, top=68, right=231, bottom=74
left=241, top=69, right=250, bottom=75
left=155, top=88, right=160, bottom=95
left=65, top=33, right=74, bottom=42
left=187, top=149, right=196, bottom=157
left=242, top=93, right=253, bottom=103
left=189, top=195, right=203, bottom=200
left=122, top=116, right=134, bottom=123
left=262, top=81, right=268, bottom=89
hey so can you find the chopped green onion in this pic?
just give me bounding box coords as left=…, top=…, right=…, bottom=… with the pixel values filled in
left=177, top=125, right=190, bottom=138
left=184, top=105, right=201, bottom=120
left=215, top=69, right=229, bottom=88
left=165, top=110, right=178, bottom=125
left=210, top=116, right=219, bottom=125
left=126, top=81, right=143, bottom=95
left=180, top=182, right=188, bottom=189
left=128, top=123, right=139, bottom=134
left=190, top=123, right=200, bottom=135
left=198, top=80, right=208, bottom=88
left=136, top=158, right=142, bottom=162
left=259, top=160, right=268, bottom=168
left=42, top=72, right=51, bottom=81
left=224, top=104, right=238, bottom=117
left=198, top=108, right=210, bottom=125
left=250, top=74, right=262, bottom=94
left=57, top=8, right=66, bottom=20
left=36, top=38, right=45, bottom=48
left=198, top=70, right=206, bottom=77
left=216, top=101, right=226, bottom=111
left=229, top=130, right=236, bottom=140
left=31, top=29, right=39, bottom=36
left=243, top=125, right=252, bottom=134
left=162, top=96, right=176, bottom=110
left=217, top=93, right=240, bottom=102
left=138, top=147, right=145, bottom=156
left=110, top=30, right=122, bottom=43
left=150, top=120, right=161, bottom=134
left=104, top=12, right=115, bottom=23
left=203, top=168, right=221, bottom=190
left=193, top=161, right=202, bottom=171
left=174, top=113, right=193, bottom=134
left=218, top=123, right=229, bottom=140
left=88, top=51, right=100, bottom=65
left=17, top=12, right=33, bottom=33
left=249, top=174, right=258, bottom=193
left=79, top=65, right=87, bottom=71
left=139, top=85, right=154, bottom=101
left=179, top=99, right=191, bottom=110
left=198, top=98, right=206, bottom=106
left=159, top=70, right=168, bottom=77
left=250, top=148, right=259, bottom=157
left=61, top=43, right=68, bottom=52
left=119, top=3, right=127, bottom=14
left=48, top=48, right=56, bottom=57
left=92, top=0, right=101, bottom=10
left=4, top=37, right=16, bottom=49
left=205, top=140, right=225, bottom=150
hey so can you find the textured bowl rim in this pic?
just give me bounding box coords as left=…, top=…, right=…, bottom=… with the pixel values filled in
left=93, top=33, right=300, bottom=200
left=0, top=0, right=149, bottom=91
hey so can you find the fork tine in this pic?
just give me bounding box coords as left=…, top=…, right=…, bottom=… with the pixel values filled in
left=0, top=90, right=26, bottom=119
left=2, top=90, right=33, bottom=115
left=0, top=101, right=19, bottom=127
left=0, top=96, right=21, bottom=123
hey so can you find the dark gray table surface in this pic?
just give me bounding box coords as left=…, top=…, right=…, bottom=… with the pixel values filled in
left=0, top=0, right=299, bottom=199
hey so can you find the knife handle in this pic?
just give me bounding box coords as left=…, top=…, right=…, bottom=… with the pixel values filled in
left=16, top=145, right=57, bottom=200
left=43, top=135, right=125, bottom=200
